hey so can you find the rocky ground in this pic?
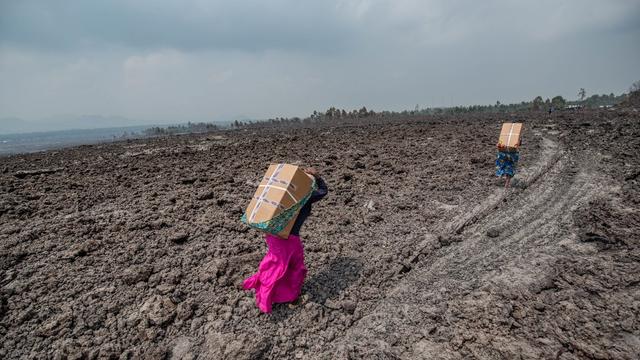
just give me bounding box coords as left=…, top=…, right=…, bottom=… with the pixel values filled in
left=1, top=109, right=639, bottom=359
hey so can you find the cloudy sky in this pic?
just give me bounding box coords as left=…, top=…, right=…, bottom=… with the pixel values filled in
left=1, top=0, right=639, bottom=129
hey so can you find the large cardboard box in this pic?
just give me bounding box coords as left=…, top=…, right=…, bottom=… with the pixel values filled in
left=243, top=164, right=314, bottom=238
left=497, top=123, right=523, bottom=151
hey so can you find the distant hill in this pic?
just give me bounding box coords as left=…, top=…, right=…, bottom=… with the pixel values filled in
left=0, top=117, right=31, bottom=134
left=1, top=115, right=232, bottom=135
left=0, top=115, right=148, bottom=134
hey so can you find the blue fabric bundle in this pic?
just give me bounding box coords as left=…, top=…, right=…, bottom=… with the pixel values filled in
left=495, top=151, right=519, bottom=177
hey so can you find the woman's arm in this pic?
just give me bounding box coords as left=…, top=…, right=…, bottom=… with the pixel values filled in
left=305, top=167, right=328, bottom=203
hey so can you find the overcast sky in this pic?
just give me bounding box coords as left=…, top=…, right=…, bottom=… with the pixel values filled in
left=1, top=0, right=639, bottom=128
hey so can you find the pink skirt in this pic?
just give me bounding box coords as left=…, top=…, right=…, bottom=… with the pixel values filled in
left=243, top=233, right=307, bottom=313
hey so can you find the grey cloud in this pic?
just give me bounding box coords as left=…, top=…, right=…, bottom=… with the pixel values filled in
left=0, top=1, right=639, bottom=129
left=0, top=0, right=359, bottom=52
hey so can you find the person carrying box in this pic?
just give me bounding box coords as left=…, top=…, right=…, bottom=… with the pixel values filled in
left=242, top=166, right=328, bottom=313
left=496, top=123, right=523, bottom=189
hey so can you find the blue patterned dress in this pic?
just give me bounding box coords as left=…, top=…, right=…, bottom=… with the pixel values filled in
left=495, top=151, right=519, bottom=177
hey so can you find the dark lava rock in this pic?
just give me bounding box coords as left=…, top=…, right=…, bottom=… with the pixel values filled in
left=170, top=232, right=189, bottom=244
left=123, top=265, right=153, bottom=285
left=365, top=214, right=383, bottom=223
left=180, top=178, right=197, bottom=185
left=579, top=231, right=611, bottom=244
left=176, top=300, right=196, bottom=321
left=342, top=173, right=353, bottom=181
left=196, top=191, right=215, bottom=200
left=487, top=228, right=500, bottom=238
left=141, top=295, right=176, bottom=327
left=342, top=300, right=357, bottom=314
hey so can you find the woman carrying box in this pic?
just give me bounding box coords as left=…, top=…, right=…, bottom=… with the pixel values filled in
left=243, top=167, right=328, bottom=313
left=496, top=123, right=522, bottom=189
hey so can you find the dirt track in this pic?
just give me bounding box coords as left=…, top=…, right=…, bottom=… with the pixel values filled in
left=1, top=110, right=639, bottom=359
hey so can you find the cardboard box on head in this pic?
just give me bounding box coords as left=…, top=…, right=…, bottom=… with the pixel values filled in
left=497, top=123, right=523, bottom=151
left=243, top=164, right=315, bottom=239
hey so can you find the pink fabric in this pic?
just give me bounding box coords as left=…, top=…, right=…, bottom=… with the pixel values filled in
left=243, top=234, right=307, bottom=313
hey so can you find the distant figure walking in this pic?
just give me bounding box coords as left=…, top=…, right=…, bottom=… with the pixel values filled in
left=496, top=122, right=523, bottom=189
left=243, top=167, right=328, bottom=313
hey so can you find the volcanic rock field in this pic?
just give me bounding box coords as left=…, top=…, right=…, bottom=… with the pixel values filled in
left=1, top=110, right=639, bottom=359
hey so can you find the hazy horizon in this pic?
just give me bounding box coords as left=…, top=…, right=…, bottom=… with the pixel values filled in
left=1, top=0, right=639, bottom=133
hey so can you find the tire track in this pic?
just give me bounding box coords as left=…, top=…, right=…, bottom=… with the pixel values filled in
left=446, top=136, right=562, bottom=236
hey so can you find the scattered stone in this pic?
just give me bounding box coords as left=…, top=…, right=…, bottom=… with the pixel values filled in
left=216, top=198, right=229, bottom=206
left=141, top=295, right=176, bottom=327
left=123, top=265, right=153, bottom=285
left=176, top=300, right=195, bottom=321
left=170, top=232, right=189, bottom=244
left=196, top=191, right=214, bottom=200
left=171, top=337, right=193, bottom=360
left=579, top=231, right=611, bottom=244
left=341, top=300, right=357, bottom=314
left=180, top=178, right=197, bottom=185
left=486, top=228, right=500, bottom=238
left=14, top=167, right=64, bottom=178
left=364, top=200, right=376, bottom=211
left=157, top=284, right=175, bottom=295
left=365, top=214, right=383, bottom=223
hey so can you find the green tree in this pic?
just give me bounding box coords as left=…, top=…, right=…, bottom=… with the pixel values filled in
left=532, top=96, right=544, bottom=110
left=551, top=95, right=566, bottom=109
left=578, top=88, right=586, bottom=101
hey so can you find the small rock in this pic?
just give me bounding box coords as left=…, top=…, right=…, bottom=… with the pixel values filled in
left=365, top=214, right=383, bottom=223
left=364, top=200, right=376, bottom=211
left=196, top=191, right=214, bottom=201
left=171, top=289, right=186, bottom=303
left=157, top=284, right=175, bottom=295
left=176, top=300, right=195, bottom=321
left=171, top=337, right=193, bottom=360
left=141, top=295, right=176, bottom=327
left=579, top=231, right=611, bottom=244
left=150, top=220, right=170, bottom=230
left=324, top=299, right=340, bottom=310
left=486, top=228, right=500, bottom=238
left=215, top=198, right=228, bottom=206
left=511, top=307, right=527, bottom=319
left=341, top=300, right=357, bottom=314
left=170, top=232, right=189, bottom=244
left=123, top=265, right=153, bottom=285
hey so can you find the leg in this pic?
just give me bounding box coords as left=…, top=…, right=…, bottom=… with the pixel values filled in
left=243, top=234, right=292, bottom=313
left=271, top=235, right=307, bottom=303
left=505, top=175, right=511, bottom=189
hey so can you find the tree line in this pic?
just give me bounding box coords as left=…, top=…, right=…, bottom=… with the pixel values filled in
left=147, top=82, right=640, bottom=132
left=144, top=122, right=219, bottom=136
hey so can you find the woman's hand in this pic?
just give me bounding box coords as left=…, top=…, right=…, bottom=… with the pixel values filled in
left=304, top=167, right=319, bottom=177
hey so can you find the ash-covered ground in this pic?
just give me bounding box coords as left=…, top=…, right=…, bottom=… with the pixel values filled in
left=1, top=110, right=639, bottom=359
